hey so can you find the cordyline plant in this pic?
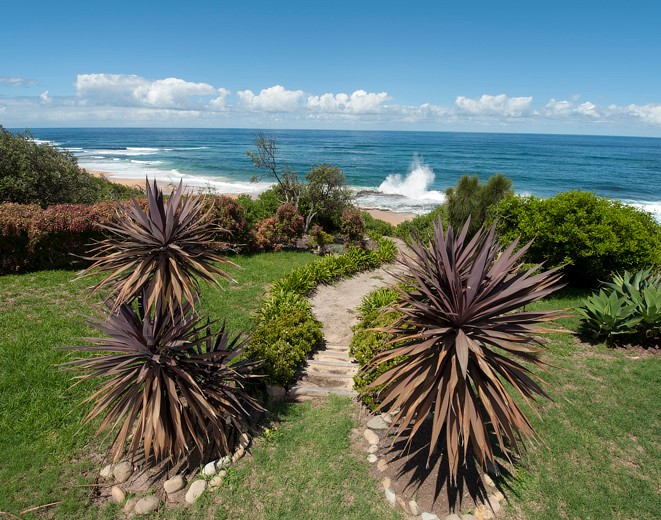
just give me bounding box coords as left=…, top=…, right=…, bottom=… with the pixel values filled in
left=366, top=219, right=567, bottom=485
left=62, top=294, right=264, bottom=463
left=80, top=179, right=234, bottom=315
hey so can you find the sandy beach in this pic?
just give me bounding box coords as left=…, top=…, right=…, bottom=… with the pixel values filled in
left=91, top=170, right=415, bottom=226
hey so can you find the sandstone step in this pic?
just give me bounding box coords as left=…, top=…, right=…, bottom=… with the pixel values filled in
left=315, top=351, right=352, bottom=362
left=301, top=370, right=356, bottom=379
left=324, top=344, right=351, bottom=352
left=306, top=359, right=357, bottom=368
left=290, top=385, right=357, bottom=399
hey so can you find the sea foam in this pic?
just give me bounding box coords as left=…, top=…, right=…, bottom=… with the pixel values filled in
left=378, top=156, right=445, bottom=203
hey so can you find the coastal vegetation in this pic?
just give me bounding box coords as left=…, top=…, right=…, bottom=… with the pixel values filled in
left=0, top=127, right=137, bottom=206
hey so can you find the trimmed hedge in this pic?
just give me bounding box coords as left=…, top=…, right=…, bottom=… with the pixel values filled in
left=494, top=191, right=661, bottom=287
left=247, top=237, right=398, bottom=387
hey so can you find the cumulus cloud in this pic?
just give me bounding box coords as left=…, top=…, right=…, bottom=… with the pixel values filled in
left=455, top=94, right=533, bottom=117
left=0, top=76, right=36, bottom=87
left=75, top=74, right=217, bottom=108
left=209, top=88, right=231, bottom=110
left=307, top=90, right=390, bottom=113
left=237, top=85, right=305, bottom=111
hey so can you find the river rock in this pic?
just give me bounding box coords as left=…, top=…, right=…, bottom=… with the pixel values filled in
left=364, top=428, right=379, bottom=445
left=202, top=461, right=217, bottom=476
left=367, top=454, right=378, bottom=463
left=133, top=495, right=159, bottom=515
left=367, top=415, right=389, bottom=430
left=99, top=464, right=113, bottom=479
left=113, top=461, right=133, bottom=483
left=209, top=475, right=223, bottom=488
left=185, top=479, right=207, bottom=504
left=382, top=477, right=391, bottom=489
left=384, top=487, right=396, bottom=506
left=396, top=495, right=408, bottom=513
left=164, top=474, right=186, bottom=494
left=239, top=432, right=250, bottom=448
left=232, top=447, right=245, bottom=462
left=408, top=499, right=421, bottom=516
left=122, top=497, right=138, bottom=514
left=110, top=485, right=125, bottom=504
left=216, top=456, right=231, bottom=470
left=483, top=474, right=495, bottom=487
left=367, top=444, right=378, bottom=454
left=377, top=458, right=388, bottom=472
left=421, top=513, right=440, bottom=520
left=381, top=413, right=393, bottom=424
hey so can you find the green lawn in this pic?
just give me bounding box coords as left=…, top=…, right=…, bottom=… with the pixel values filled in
left=0, top=264, right=659, bottom=519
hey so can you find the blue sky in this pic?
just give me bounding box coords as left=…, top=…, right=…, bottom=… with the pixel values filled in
left=1, top=1, right=660, bottom=135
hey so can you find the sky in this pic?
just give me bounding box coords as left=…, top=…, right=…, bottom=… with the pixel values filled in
left=1, top=1, right=660, bottom=136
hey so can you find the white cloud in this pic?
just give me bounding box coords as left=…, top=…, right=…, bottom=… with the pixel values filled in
left=544, top=98, right=573, bottom=115
left=237, top=85, right=305, bottom=111
left=624, top=103, right=661, bottom=125
left=455, top=94, right=533, bottom=117
left=0, top=76, right=36, bottom=87
left=75, top=74, right=217, bottom=108
left=209, top=88, right=231, bottom=110
left=40, top=90, right=50, bottom=103
left=575, top=101, right=600, bottom=118
left=307, top=90, right=390, bottom=113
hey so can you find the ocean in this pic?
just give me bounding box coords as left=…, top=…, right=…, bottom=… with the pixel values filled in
left=25, top=128, right=661, bottom=220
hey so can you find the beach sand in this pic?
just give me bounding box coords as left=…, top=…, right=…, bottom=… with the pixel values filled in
left=91, top=170, right=415, bottom=226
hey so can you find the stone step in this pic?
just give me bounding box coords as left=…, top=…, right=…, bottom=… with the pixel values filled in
left=289, top=385, right=357, bottom=399
left=301, top=370, right=355, bottom=379
left=306, top=359, right=358, bottom=368
left=300, top=377, right=354, bottom=390
left=315, top=351, right=352, bottom=362
left=324, top=344, right=351, bottom=352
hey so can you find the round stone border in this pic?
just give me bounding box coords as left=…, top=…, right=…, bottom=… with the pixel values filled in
left=97, top=432, right=251, bottom=516
left=363, top=415, right=508, bottom=520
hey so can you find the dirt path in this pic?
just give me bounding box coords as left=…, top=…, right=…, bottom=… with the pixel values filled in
left=289, top=239, right=407, bottom=399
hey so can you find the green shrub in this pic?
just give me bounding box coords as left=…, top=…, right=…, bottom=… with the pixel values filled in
left=247, top=307, right=323, bottom=386
left=236, top=186, right=281, bottom=227
left=494, top=191, right=661, bottom=286
left=579, top=267, right=661, bottom=344
left=350, top=288, right=401, bottom=410
left=396, top=204, right=447, bottom=243
left=0, top=128, right=137, bottom=206
left=360, top=210, right=395, bottom=237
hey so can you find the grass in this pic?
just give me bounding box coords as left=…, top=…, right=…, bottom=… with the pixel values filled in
left=1, top=260, right=659, bottom=519
left=0, top=251, right=316, bottom=519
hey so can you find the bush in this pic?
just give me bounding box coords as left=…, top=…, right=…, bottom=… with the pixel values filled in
left=579, top=267, right=661, bottom=345
left=396, top=204, right=447, bottom=243
left=340, top=206, right=365, bottom=247
left=350, top=288, right=401, bottom=409
left=0, top=201, right=117, bottom=273
left=361, top=211, right=395, bottom=237
left=494, top=191, right=661, bottom=287
left=252, top=203, right=304, bottom=252
left=0, top=128, right=137, bottom=206
left=236, top=187, right=281, bottom=227
left=247, top=307, right=323, bottom=387
left=201, top=195, right=250, bottom=248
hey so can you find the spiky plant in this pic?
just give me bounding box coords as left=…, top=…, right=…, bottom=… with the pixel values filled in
left=366, top=220, right=567, bottom=484
left=62, top=295, right=264, bottom=463
left=81, top=179, right=234, bottom=315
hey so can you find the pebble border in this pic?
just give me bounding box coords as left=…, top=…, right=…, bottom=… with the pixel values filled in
left=364, top=414, right=507, bottom=520
left=98, top=432, right=251, bottom=516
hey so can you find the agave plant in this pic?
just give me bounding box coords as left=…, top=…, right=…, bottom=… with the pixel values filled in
left=366, top=220, right=567, bottom=484
left=81, top=179, right=234, bottom=315
left=62, top=294, right=264, bottom=463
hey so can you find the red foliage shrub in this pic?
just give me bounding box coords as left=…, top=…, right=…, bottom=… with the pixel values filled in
left=340, top=206, right=365, bottom=247
left=251, top=203, right=304, bottom=252
left=201, top=195, right=249, bottom=249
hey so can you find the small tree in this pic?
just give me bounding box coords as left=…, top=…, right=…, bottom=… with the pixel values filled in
left=300, top=163, right=352, bottom=232
left=445, top=173, right=513, bottom=235
left=247, top=131, right=302, bottom=206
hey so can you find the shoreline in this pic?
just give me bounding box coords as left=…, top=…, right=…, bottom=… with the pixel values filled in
left=90, top=170, right=415, bottom=226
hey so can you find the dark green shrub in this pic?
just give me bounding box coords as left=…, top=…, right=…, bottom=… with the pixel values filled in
left=494, top=191, right=661, bottom=287
left=579, top=267, right=661, bottom=344
left=445, top=173, right=512, bottom=235
left=300, top=163, right=352, bottom=232
left=247, top=307, right=323, bottom=386
left=0, top=128, right=136, bottom=206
